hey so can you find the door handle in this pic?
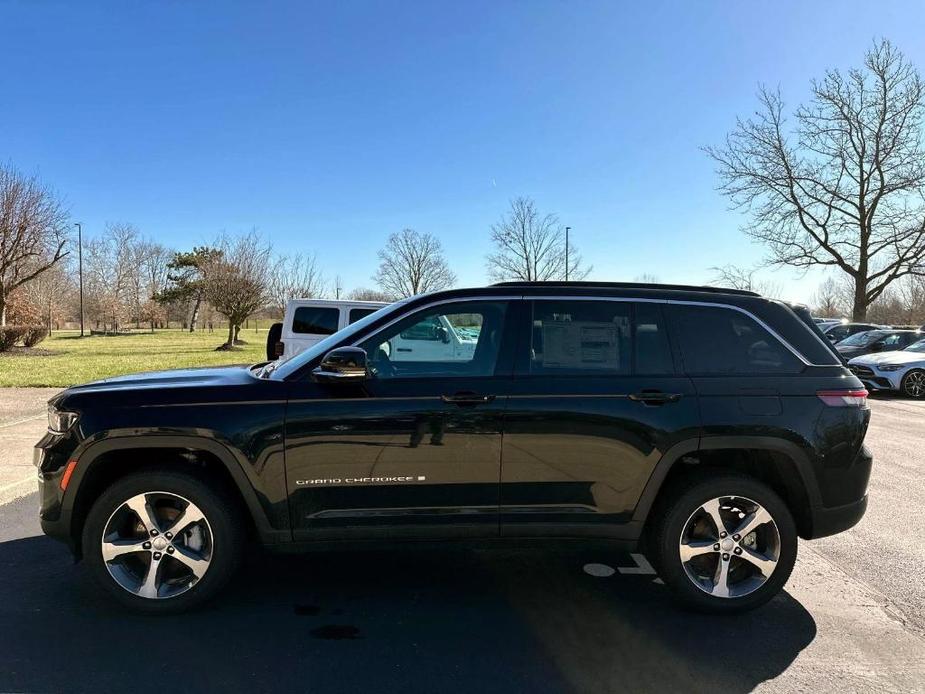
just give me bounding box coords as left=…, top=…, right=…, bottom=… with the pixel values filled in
left=441, top=392, right=497, bottom=406
left=628, top=391, right=682, bottom=405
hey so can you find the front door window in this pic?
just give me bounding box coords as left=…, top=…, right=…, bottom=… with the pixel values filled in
left=359, top=301, right=508, bottom=379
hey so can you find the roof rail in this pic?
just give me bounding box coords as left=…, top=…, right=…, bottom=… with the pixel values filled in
left=490, top=281, right=761, bottom=297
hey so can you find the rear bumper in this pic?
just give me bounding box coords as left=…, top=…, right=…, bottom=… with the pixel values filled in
left=806, top=445, right=872, bottom=539
left=807, top=495, right=868, bottom=539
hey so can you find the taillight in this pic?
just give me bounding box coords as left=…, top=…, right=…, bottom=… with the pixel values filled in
left=274, top=341, right=284, bottom=357
left=817, top=389, right=868, bottom=407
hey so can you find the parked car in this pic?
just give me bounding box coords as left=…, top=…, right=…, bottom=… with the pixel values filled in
left=821, top=322, right=880, bottom=344
left=36, top=282, right=871, bottom=615
left=813, top=317, right=843, bottom=329
left=835, top=329, right=922, bottom=359
left=848, top=338, right=925, bottom=398
left=268, top=299, right=387, bottom=361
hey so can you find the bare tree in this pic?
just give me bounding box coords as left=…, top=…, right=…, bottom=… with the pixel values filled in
left=633, top=273, right=661, bottom=283
left=268, top=252, right=325, bottom=314
left=709, top=264, right=781, bottom=297
left=374, top=228, right=456, bottom=298
left=0, top=164, right=70, bottom=324
left=486, top=197, right=590, bottom=282
left=707, top=40, right=925, bottom=320
left=22, top=261, right=74, bottom=332
left=812, top=276, right=848, bottom=317
left=83, top=223, right=139, bottom=332
left=894, top=273, right=925, bottom=324
left=202, top=232, right=271, bottom=349
left=348, top=287, right=395, bottom=302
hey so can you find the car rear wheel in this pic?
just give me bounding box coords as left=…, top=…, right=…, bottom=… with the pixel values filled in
left=901, top=369, right=925, bottom=398
left=82, top=469, right=244, bottom=614
left=651, top=474, right=797, bottom=614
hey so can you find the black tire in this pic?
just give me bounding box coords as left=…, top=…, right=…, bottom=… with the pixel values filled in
left=82, top=468, right=245, bottom=614
left=266, top=322, right=283, bottom=361
left=901, top=369, right=925, bottom=399
left=651, top=473, right=797, bottom=614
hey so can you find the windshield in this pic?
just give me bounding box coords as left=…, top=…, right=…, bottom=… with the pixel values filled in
left=905, top=339, right=925, bottom=353
left=838, top=330, right=883, bottom=347
left=263, top=299, right=409, bottom=380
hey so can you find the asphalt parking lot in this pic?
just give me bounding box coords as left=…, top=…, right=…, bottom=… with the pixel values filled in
left=1, top=390, right=923, bottom=693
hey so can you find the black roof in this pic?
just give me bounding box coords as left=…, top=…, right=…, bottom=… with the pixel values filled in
left=491, top=281, right=760, bottom=297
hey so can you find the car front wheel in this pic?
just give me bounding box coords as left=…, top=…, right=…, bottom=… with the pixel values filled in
left=651, top=474, right=798, bottom=614
left=82, top=469, right=244, bottom=614
left=901, top=369, right=925, bottom=398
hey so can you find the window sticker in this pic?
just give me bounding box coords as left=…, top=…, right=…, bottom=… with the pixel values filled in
left=541, top=320, right=622, bottom=369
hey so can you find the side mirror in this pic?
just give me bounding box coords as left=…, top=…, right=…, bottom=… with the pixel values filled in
left=436, top=326, right=450, bottom=344
left=313, top=347, right=368, bottom=383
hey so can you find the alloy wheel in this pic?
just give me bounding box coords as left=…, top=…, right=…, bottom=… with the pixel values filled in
left=678, top=495, right=780, bottom=599
left=904, top=370, right=925, bottom=398
left=100, top=491, right=213, bottom=600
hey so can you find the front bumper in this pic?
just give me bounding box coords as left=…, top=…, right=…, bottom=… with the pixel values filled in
left=34, top=430, right=79, bottom=551
left=849, top=365, right=902, bottom=392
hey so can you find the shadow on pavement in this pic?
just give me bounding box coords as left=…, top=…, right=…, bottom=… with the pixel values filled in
left=0, top=534, right=816, bottom=694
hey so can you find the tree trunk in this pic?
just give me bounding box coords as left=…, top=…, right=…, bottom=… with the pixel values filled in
left=853, top=277, right=868, bottom=321
left=225, top=321, right=235, bottom=347
left=189, top=294, right=202, bottom=334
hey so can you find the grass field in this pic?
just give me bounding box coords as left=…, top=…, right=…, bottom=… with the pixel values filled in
left=0, top=329, right=268, bottom=387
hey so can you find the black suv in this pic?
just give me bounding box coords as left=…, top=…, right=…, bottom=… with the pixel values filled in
left=35, top=282, right=872, bottom=614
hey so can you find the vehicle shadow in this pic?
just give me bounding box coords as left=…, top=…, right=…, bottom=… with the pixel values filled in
left=0, top=535, right=816, bottom=694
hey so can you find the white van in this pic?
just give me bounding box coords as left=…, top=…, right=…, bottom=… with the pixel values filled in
left=269, top=299, right=388, bottom=361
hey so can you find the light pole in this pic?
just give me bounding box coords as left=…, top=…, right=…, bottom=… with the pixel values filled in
left=565, top=226, right=571, bottom=282
left=74, top=223, right=84, bottom=337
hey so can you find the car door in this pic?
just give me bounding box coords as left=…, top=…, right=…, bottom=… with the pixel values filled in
left=284, top=299, right=515, bottom=541
left=500, top=299, right=701, bottom=538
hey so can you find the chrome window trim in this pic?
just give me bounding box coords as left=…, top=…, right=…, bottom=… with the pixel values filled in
left=349, top=293, right=827, bottom=368
left=529, top=295, right=814, bottom=367
left=770, top=299, right=845, bottom=363
left=349, top=295, right=522, bottom=349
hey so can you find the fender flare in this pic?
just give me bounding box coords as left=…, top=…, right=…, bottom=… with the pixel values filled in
left=64, top=434, right=283, bottom=544
left=632, top=435, right=821, bottom=523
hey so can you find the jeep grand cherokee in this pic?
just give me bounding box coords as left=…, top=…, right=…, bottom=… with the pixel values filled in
left=35, top=282, right=872, bottom=614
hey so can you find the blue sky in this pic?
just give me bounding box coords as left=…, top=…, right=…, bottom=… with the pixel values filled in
left=2, top=1, right=925, bottom=302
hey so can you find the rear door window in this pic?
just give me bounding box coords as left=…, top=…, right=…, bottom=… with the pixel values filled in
left=526, top=300, right=674, bottom=376
left=669, top=304, right=802, bottom=374
left=292, top=306, right=340, bottom=335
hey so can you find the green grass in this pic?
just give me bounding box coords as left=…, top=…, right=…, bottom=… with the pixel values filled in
left=0, top=329, right=268, bottom=387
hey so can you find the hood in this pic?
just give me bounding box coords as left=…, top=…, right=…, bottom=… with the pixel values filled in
left=849, top=350, right=925, bottom=366
left=60, top=364, right=256, bottom=396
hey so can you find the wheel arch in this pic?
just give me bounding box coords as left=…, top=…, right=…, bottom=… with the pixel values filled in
left=634, top=436, right=821, bottom=539
left=64, top=435, right=284, bottom=557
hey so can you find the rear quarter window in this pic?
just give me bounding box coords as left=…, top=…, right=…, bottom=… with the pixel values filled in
left=348, top=307, right=379, bottom=324
left=668, top=304, right=803, bottom=374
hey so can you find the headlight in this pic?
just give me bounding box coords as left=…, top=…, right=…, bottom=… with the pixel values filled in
left=878, top=364, right=905, bottom=372
left=48, top=406, right=78, bottom=434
